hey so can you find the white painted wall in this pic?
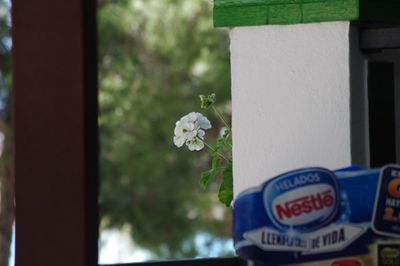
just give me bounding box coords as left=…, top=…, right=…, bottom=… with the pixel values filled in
left=230, top=22, right=353, bottom=195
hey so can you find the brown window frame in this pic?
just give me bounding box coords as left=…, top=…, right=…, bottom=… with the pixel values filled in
left=12, top=1, right=244, bottom=265
left=13, top=0, right=98, bottom=265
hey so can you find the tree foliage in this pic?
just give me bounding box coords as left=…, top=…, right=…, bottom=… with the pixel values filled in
left=0, top=1, right=14, bottom=265
left=0, top=0, right=11, bottom=103
left=98, top=0, right=232, bottom=259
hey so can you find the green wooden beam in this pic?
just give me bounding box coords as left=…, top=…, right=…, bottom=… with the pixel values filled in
left=214, top=0, right=400, bottom=27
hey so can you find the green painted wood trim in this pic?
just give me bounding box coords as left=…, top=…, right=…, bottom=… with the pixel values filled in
left=214, top=0, right=400, bottom=27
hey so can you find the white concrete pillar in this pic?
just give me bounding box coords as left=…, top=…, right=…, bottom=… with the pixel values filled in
left=230, top=22, right=357, bottom=195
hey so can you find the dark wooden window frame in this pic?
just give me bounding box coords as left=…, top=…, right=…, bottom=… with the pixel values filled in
left=364, top=48, right=400, bottom=166
left=103, top=258, right=247, bottom=266
left=367, top=61, right=397, bottom=167
left=12, top=1, right=244, bottom=265
left=360, top=27, right=400, bottom=51
left=350, top=27, right=400, bottom=167
left=12, top=0, right=98, bottom=265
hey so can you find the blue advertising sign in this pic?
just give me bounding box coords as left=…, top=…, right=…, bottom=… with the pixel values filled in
left=372, top=165, right=400, bottom=237
left=233, top=166, right=400, bottom=266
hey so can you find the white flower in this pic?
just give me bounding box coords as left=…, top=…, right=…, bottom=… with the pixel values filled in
left=186, top=138, right=205, bottom=151
left=173, top=112, right=211, bottom=151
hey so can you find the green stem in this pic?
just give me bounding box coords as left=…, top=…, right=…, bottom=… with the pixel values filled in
left=212, top=106, right=230, bottom=129
left=202, top=139, right=229, bottom=161
left=223, top=131, right=233, bottom=149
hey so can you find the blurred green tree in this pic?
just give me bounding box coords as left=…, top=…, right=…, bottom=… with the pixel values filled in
left=98, top=0, right=232, bottom=259
left=0, top=0, right=13, bottom=265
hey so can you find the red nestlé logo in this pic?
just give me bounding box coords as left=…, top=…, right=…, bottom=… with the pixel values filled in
left=263, top=168, right=339, bottom=232
left=275, top=189, right=335, bottom=220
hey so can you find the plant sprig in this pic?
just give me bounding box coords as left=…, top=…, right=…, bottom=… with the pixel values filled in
left=199, top=93, right=233, bottom=207
left=173, top=93, right=233, bottom=207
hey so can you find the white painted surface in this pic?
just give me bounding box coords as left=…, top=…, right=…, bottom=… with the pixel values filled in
left=230, top=22, right=353, bottom=195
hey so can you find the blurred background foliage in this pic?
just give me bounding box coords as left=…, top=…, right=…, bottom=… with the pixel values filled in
left=0, top=0, right=13, bottom=265
left=0, top=0, right=11, bottom=111
left=98, top=0, right=233, bottom=260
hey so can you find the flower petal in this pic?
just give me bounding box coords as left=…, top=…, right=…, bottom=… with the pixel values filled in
left=186, top=138, right=204, bottom=151
left=186, top=112, right=198, bottom=122
left=197, top=129, right=205, bottom=139
left=174, top=125, right=184, bottom=136
left=196, top=113, right=211, bottom=129
left=173, top=136, right=186, bottom=147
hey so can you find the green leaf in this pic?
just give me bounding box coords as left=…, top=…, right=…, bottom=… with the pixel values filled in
left=222, top=128, right=231, bottom=139
left=212, top=137, right=224, bottom=155
left=222, top=130, right=232, bottom=152
left=212, top=157, right=222, bottom=170
left=218, top=161, right=233, bottom=207
left=199, top=93, right=216, bottom=109
left=199, top=170, right=212, bottom=190
left=199, top=158, right=221, bottom=189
